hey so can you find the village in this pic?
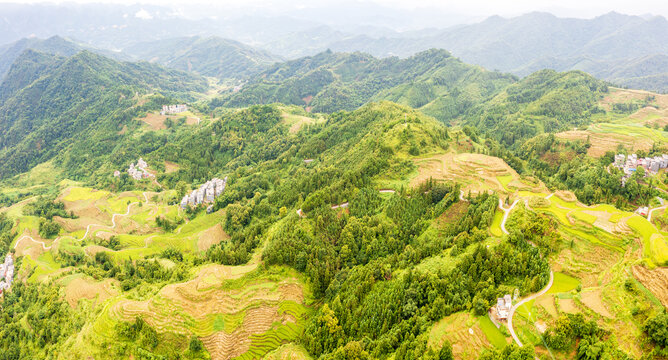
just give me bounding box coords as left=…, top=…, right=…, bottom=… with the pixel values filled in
left=0, top=253, right=15, bottom=295
left=180, top=177, right=228, bottom=212
left=613, top=153, right=668, bottom=186
left=113, top=157, right=154, bottom=180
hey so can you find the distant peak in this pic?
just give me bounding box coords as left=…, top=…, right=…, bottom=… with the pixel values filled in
left=521, top=11, right=558, bottom=19
left=595, top=11, right=630, bottom=19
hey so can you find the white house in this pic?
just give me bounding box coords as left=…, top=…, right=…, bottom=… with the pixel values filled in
left=496, top=294, right=512, bottom=320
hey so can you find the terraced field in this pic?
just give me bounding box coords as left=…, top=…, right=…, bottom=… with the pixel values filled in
left=556, top=88, right=668, bottom=157
left=502, top=187, right=666, bottom=358
left=411, top=152, right=546, bottom=195
left=428, top=312, right=504, bottom=360
left=94, top=265, right=310, bottom=360
left=8, top=186, right=231, bottom=284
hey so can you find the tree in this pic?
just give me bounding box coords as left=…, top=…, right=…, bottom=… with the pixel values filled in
left=38, top=218, right=61, bottom=238
left=644, top=312, right=668, bottom=347
left=189, top=336, right=203, bottom=352
left=438, top=341, right=454, bottom=360
left=175, top=181, right=189, bottom=199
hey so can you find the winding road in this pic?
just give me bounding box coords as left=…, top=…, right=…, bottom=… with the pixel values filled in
left=13, top=191, right=150, bottom=251
left=507, top=271, right=554, bottom=347
left=498, top=192, right=555, bottom=354
left=647, top=196, right=666, bottom=222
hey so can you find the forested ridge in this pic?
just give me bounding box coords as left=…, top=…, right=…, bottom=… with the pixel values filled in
left=0, top=49, right=207, bottom=179
left=215, top=49, right=516, bottom=120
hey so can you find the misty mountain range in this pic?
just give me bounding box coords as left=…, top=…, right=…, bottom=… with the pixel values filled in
left=0, top=3, right=667, bottom=92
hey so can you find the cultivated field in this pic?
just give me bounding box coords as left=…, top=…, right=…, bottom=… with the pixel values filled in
left=137, top=111, right=200, bottom=130
left=428, top=312, right=507, bottom=360
left=95, top=265, right=309, bottom=360
left=410, top=152, right=546, bottom=195
left=556, top=88, right=668, bottom=157
left=281, top=111, right=324, bottom=134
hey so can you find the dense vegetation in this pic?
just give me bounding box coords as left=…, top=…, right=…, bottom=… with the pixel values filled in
left=467, top=70, right=608, bottom=147
left=543, top=313, right=632, bottom=359
left=519, top=134, right=659, bottom=206
left=0, top=43, right=666, bottom=360
left=0, top=281, right=84, bottom=359
left=0, top=213, right=14, bottom=259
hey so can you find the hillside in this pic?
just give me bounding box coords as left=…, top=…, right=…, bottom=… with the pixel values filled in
left=0, top=49, right=66, bottom=102
left=215, top=49, right=516, bottom=121
left=1, top=98, right=665, bottom=359
left=0, top=28, right=667, bottom=360
left=465, top=69, right=609, bottom=146
left=0, top=35, right=127, bottom=81
left=0, top=50, right=207, bottom=179
left=123, top=36, right=283, bottom=79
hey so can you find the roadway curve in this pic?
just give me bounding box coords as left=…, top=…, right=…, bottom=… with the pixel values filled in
left=13, top=192, right=149, bottom=251
left=507, top=270, right=554, bottom=348
left=648, top=206, right=667, bottom=222
left=498, top=198, right=519, bottom=235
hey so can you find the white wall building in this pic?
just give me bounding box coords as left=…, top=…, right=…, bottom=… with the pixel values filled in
left=161, top=104, right=188, bottom=115
left=181, top=177, right=228, bottom=209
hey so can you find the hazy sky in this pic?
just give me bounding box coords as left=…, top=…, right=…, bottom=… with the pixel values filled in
left=5, top=0, right=668, bottom=18
left=380, top=0, right=668, bottom=17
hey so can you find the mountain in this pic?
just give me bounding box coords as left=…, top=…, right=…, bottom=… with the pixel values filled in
left=260, top=25, right=349, bottom=59
left=0, top=36, right=81, bottom=80
left=123, top=36, right=282, bottom=79
left=317, top=12, right=668, bottom=92
left=0, top=35, right=132, bottom=83
left=215, top=49, right=517, bottom=121
left=0, top=50, right=207, bottom=178
left=0, top=49, right=66, bottom=102
left=327, top=12, right=668, bottom=64
left=0, top=40, right=665, bottom=360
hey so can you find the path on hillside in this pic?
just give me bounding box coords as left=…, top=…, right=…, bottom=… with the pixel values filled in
left=500, top=192, right=555, bottom=357
left=459, top=190, right=467, bottom=202
left=648, top=205, right=667, bottom=222
left=13, top=192, right=150, bottom=251
left=499, top=198, right=519, bottom=235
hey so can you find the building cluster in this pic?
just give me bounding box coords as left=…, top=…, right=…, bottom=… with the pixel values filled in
left=113, top=158, right=154, bottom=180
left=161, top=104, right=188, bottom=115
left=180, top=177, right=228, bottom=209
left=614, top=153, right=668, bottom=185
left=0, top=253, right=15, bottom=294
left=615, top=153, right=668, bottom=174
